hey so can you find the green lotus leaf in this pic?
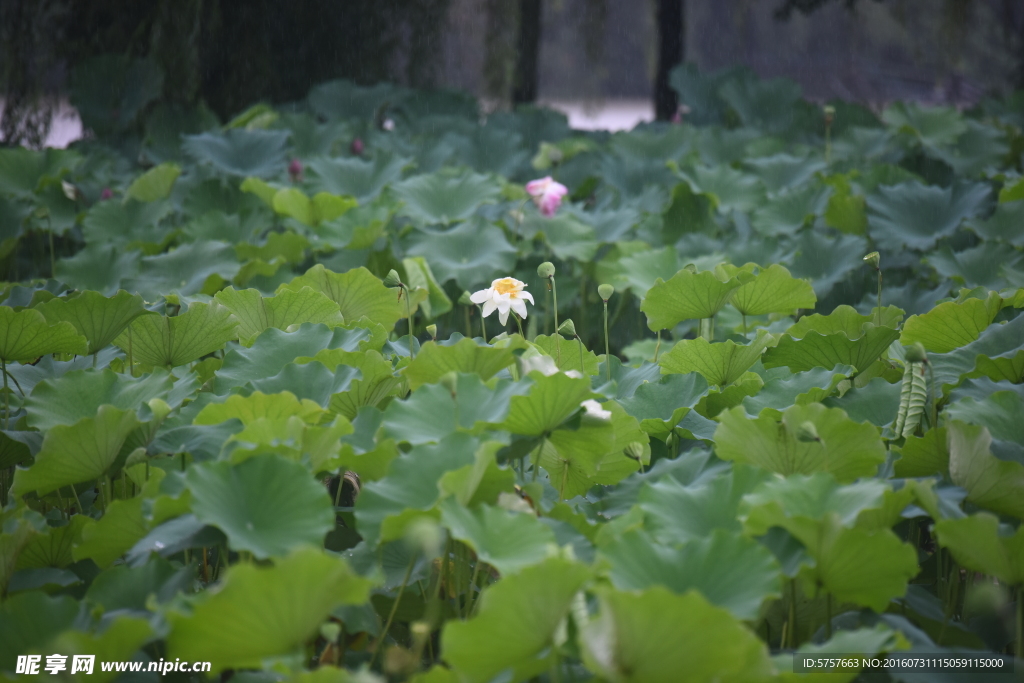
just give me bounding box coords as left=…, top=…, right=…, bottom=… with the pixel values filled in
left=248, top=361, right=358, bottom=408
left=13, top=406, right=139, bottom=497
left=750, top=183, right=826, bottom=237
left=280, top=265, right=403, bottom=332
left=34, top=177, right=80, bottom=235
left=822, top=376, right=902, bottom=427
left=24, top=368, right=176, bottom=431
left=195, top=390, right=324, bottom=427
left=16, top=514, right=89, bottom=570
left=318, top=351, right=401, bottom=420
left=641, top=268, right=752, bottom=332
left=81, top=197, right=173, bottom=247
left=307, top=153, right=409, bottom=202
left=935, top=513, right=1024, bottom=586
left=639, top=464, right=771, bottom=544
left=728, top=264, right=816, bottom=317
left=440, top=499, right=556, bottom=576
left=187, top=455, right=334, bottom=558
left=403, top=337, right=524, bottom=391
left=405, top=218, right=519, bottom=291
left=929, top=119, right=1011, bottom=176
left=881, top=101, right=966, bottom=146
left=214, top=323, right=379, bottom=394
left=182, top=129, right=290, bottom=178
left=214, top=287, right=345, bottom=346
left=123, top=241, right=242, bottom=300
left=272, top=187, right=356, bottom=227
left=581, top=585, right=774, bottom=683
left=437, top=440, right=515, bottom=508
left=113, top=301, right=237, bottom=368
left=969, top=199, right=1024, bottom=247
left=893, top=426, right=949, bottom=478
left=617, top=372, right=710, bottom=441
left=926, top=242, right=1024, bottom=290
left=0, top=147, right=80, bottom=198
left=531, top=334, right=601, bottom=375
left=661, top=182, right=717, bottom=239
left=35, top=290, right=149, bottom=355
left=0, top=307, right=88, bottom=363
left=947, top=421, right=1024, bottom=519
left=762, top=326, right=900, bottom=373
left=45, top=615, right=154, bottom=683
left=126, top=162, right=181, bottom=202
left=393, top=170, right=500, bottom=225
left=683, top=163, right=767, bottom=213
left=441, top=557, right=590, bottom=683
left=600, top=528, right=781, bottom=621
left=72, top=496, right=147, bottom=568
left=402, top=257, right=452, bottom=320
left=659, top=330, right=772, bottom=387
left=743, top=365, right=852, bottom=415
left=866, top=180, right=991, bottom=251
left=501, top=371, right=595, bottom=437
left=822, top=173, right=868, bottom=235
left=539, top=408, right=641, bottom=501
left=930, top=314, right=1024, bottom=393
left=786, top=305, right=902, bottom=339
left=696, top=371, right=765, bottom=419
left=602, top=245, right=681, bottom=297
left=0, top=592, right=79, bottom=674
left=787, top=230, right=869, bottom=299
left=355, top=433, right=479, bottom=546
left=54, top=244, right=142, bottom=295
left=85, top=555, right=190, bottom=612
left=235, top=230, right=310, bottom=264
left=900, top=294, right=1001, bottom=353
left=715, top=403, right=886, bottom=482
left=166, top=547, right=371, bottom=671
left=383, top=374, right=529, bottom=444
left=523, top=212, right=599, bottom=262
left=72, top=54, right=162, bottom=135
left=779, top=626, right=905, bottom=683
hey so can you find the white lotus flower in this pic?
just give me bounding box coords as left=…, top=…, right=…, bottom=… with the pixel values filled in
left=470, top=277, right=534, bottom=325
left=580, top=399, right=612, bottom=421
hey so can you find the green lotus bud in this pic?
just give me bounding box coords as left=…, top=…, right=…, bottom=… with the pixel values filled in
left=863, top=251, right=880, bottom=270
left=624, top=442, right=645, bottom=461
left=905, top=342, right=928, bottom=364
left=383, top=269, right=403, bottom=288
left=426, top=323, right=437, bottom=340
left=458, top=290, right=473, bottom=306
left=598, top=283, right=614, bottom=301
left=683, top=263, right=697, bottom=273
left=439, top=370, right=458, bottom=396
left=320, top=622, right=342, bottom=643
left=823, top=105, right=836, bottom=124
left=537, top=261, right=556, bottom=279
left=557, top=318, right=577, bottom=338
left=794, top=421, right=821, bottom=443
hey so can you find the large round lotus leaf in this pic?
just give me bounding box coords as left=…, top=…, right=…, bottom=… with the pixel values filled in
left=728, top=264, right=816, bottom=316
left=925, top=242, right=1024, bottom=291
left=440, top=499, right=556, bottom=576
left=81, top=198, right=173, bottom=247
left=12, top=406, right=139, bottom=497
left=715, top=403, right=886, bottom=481
left=763, top=327, right=900, bottom=373
left=743, top=365, right=853, bottom=415
left=659, top=330, right=772, bottom=387
left=641, top=268, right=751, bottom=331
left=683, top=163, right=766, bottom=213
left=744, top=153, right=827, bottom=193
left=392, top=170, right=500, bottom=225
left=660, top=182, right=717, bottom=240
left=186, top=455, right=335, bottom=559
left=531, top=334, right=601, bottom=375
left=25, top=368, right=175, bottom=430
left=501, top=371, right=595, bottom=437
left=599, top=528, right=781, bottom=620
left=786, top=230, right=868, bottom=299
left=441, top=557, right=590, bottom=683
left=280, top=265, right=404, bottom=332
left=85, top=555, right=188, bottom=612
left=36, top=290, right=149, bottom=355
left=182, top=129, right=290, bottom=178
left=968, top=199, right=1024, bottom=247
left=0, top=307, right=88, bottom=363
left=581, top=586, right=774, bottom=683
left=166, top=548, right=371, bottom=671
left=122, top=241, right=241, bottom=300
left=71, top=496, right=147, bottom=569
left=929, top=314, right=1024, bottom=394
left=741, top=473, right=891, bottom=536
left=126, top=162, right=181, bottom=202
left=404, top=218, right=518, bottom=291
left=307, top=79, right=400, bottom=120
left=822, top=376, right=902, bottom=427
left=522, top=212, right=599, bottom=262
left=45, top=615, right=153, bottom=683
left=947, top=421, right=1024, bottom=520
left=113, top=301, right=238, bottom=368
left=881, top=101, right=967, bottom=147
left=54, top=244, right=142, bottom=296
left=194, top=391, right=323, bottom=426
left=250, top=361, right=359, bottom=407
left=308, top=153, right=409, bottom=202
left=403, top=337, right=525, bottom=391
left=786, top=305, right=903, bottom=340
left=0, top=592, right=79, bottom=673
left=214, top=287, right=345, bottom=346
left=617, top=372, right=710, bottom=440
left=866, top=180, right=991, bottom=252
left=935, top=513, right=1024, bottom=586
left=900, top=294, right=1000, bottom=353
left=0, top=147, right=81, bottom=198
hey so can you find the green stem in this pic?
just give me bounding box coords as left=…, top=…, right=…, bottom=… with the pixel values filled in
left=788, top=579, right=798, bottom=648
left=825, top=592, right=833, bottom=640
left=464, top=305, right=471, bottom=338
left=653, top=330, right=661, bottom=363
left=467, top=560, right=484, bottom=617
left=1016, top=585, right=1022, bottom=660
left=128, top=326, right=134, bottom=377
left=478, top=305, right=487, bottom=342
left=603, top=301, right=611, bottom=381
left=2, top=358, right=7, bottom=430
left=742, top=313, right=747, bottom=335
left=550, top=276, right=561, bottom=365
left=372, top=553, right=416, bottom=669
left=531, top=439, right=543, bottom=482
left=825, top=123, right=832, bottom=166
left=876, top=270, right=883, bottom=327
left=334, top=472, right=344, bottom=508
left=70, top=484, right=84, bottom=515
left=576, top=336, right=584, bottom=373
left=48, top=229, right=55, bottom=279
left=405, top=286, right=415, bottom=359
left=514, top=312, right=524, bottom=338
left=927, top=360, right=937, bottom=431
left=578, top=272, right=587, bottom=342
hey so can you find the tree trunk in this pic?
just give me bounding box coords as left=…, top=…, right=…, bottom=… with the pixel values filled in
left=512, top=0, right=542, bottom=105
left=654, top=0, right=685, bottom=121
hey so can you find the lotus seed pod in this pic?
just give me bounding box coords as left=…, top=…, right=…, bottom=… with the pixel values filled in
left=426, top=324, right=437, bottom=339
left=863, top=251, right=880, bottom=270
left=439, top=370, right=458, bottom=396
left=905, top=342, right=928, bottom=364
left=537, top=261, right=556, bottom=278
left=624, top=441, right=645, bottom=460
left=557, top=318, right=577, bottom=337
left=458, top=290, right=473, bottom=306
left=795, top=421, right=821, bottom=443
left=598, top=283, right=614, bottom=301
left=383, top=269, right=403, bottom=288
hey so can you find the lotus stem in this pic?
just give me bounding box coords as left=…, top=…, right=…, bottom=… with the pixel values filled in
left=464, top=305, right=471, bottom=338
left=788, top=579, right=798, bottom=648
left=576, top=335, right=584, bottom=373
left=372, top=551, right=416, bottom=668
left=128, top=326, right=134, bottom=377
left=70, top=485, right=84, bottom=515
left=478, top=305, right=486, bottom=342
left=825, top=124, right=831, bottom=166
left=742, top=313, right=747, bottom=335
left=513, top=312, right=524, bottom=338
left=654, top=330, right=661, bottom=363
left=405, top=286, right=415, bottom=360
left=876, top=270, right=882, bottom=326
left=825, top=592, right=832, bottom=640
left=2, top=358, right=7, bottom=430
left=1016, top=585, right=1022, bottom=661
left=603, top=300, right=611, bottom=381
left=550, top=276, right=561, bottom=365
left=48, top=229, right=55, bottom=279
left=467, top=560, right=484, bottom=616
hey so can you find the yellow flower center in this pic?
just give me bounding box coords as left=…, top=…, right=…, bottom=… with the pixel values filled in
left=493, top=278, right=520, bottom=296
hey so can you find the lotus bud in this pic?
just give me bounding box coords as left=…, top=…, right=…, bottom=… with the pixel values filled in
left=863, top=251, right=880, bottom=270
left=598, top=283, right=614, bottom=301
left=905, top=342, right=928, bottom=364
left=426, top=323, right=437, bottom=340
left=288, top=158, right=303, bottom=182
left=557, top=318, right=577, bottom=338
left=795, top=421, right=821, bottom=443
left=100, top=187, right=114, bottom=201
left=624, top=441, right=645, bottom=461
left=823, top=105, right=836, bottom=125
left=458, top=290, right=473, bottom=306
left=351, top=137, right=364, bottom=156
left=537, top=261, right=556, bottom=279
left=439, top=370, right=458, bottom=397
left=320, top=622, right=342, bottom=644
left=683, top=263, right=697, bottom=273
left=383, top=269, right=403, bottom=288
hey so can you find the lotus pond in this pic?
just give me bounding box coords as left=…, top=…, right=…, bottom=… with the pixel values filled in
left=1, top=64, right=1024, bottom=682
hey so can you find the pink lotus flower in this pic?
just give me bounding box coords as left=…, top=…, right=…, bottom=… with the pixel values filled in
left=351, top=137, right=364, bottom=156
left=525, top=176, right=568, bottom=217
left=100, top=187, right=113, bottom=201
